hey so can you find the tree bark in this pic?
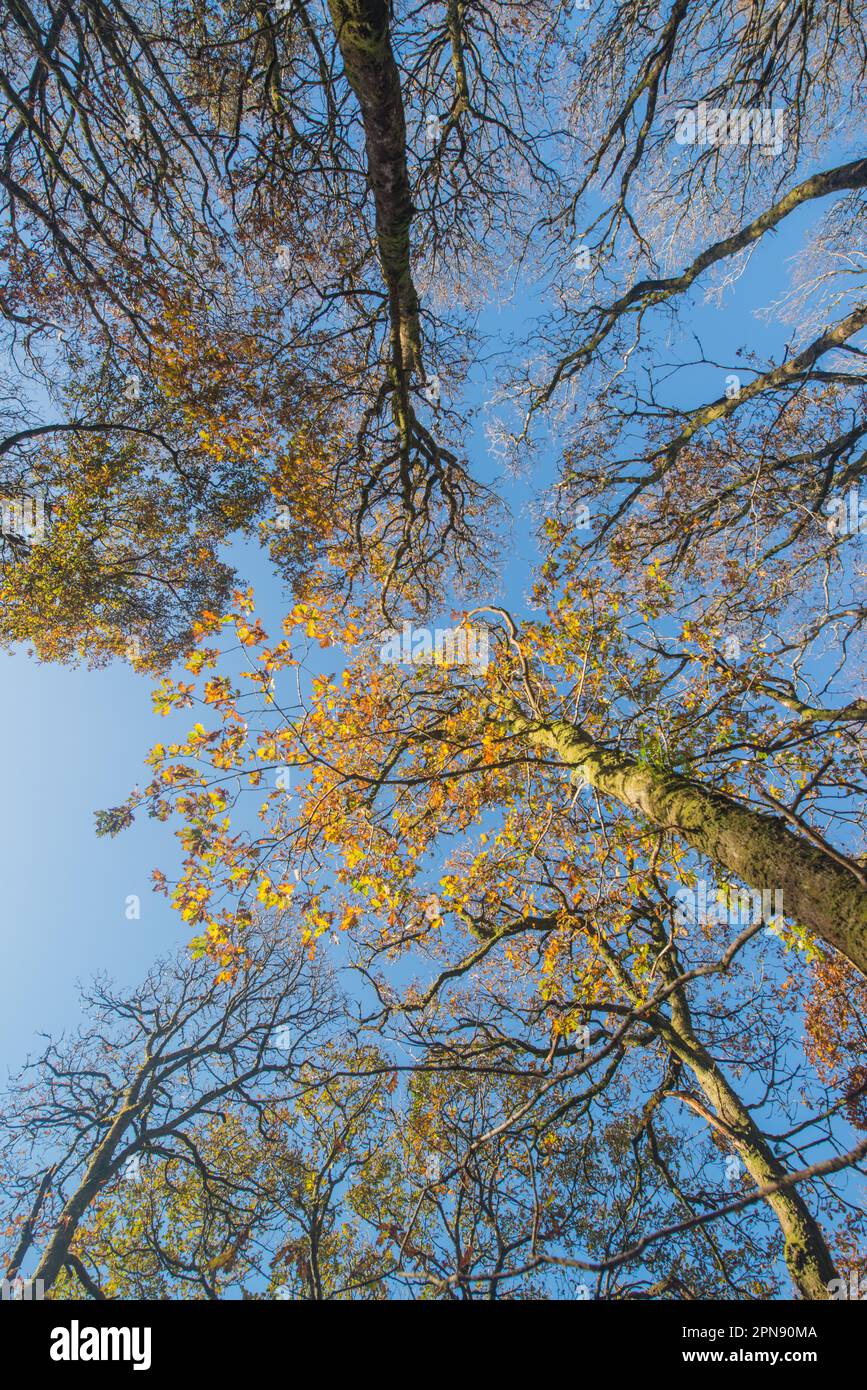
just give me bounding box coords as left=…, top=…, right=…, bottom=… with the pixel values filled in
left=32, top=1090, right=143, bottom=1291
left=508, top=707, right=867, bottom=976
left=597, top=931, right=839, bottom=1299
left=327, top=0, right=423, bottom=377
left=665, top=1030, right=838, bottom=1299
left=4, top=1164, right=54, bottom=1281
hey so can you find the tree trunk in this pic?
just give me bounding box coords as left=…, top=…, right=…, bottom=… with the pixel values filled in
left=327, top=0, right=423, bottom=377
left=597, top=933, right=838, bottom=1299
left=665, top=1030, right=838, bottom=1299
left=508, top=708, right=867, bottom=976
left=33, top=1093, right=141, bottom=1291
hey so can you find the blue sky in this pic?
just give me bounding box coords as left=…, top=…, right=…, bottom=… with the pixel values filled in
left=0, top=165, right=835, bottom=1072
left=1, top=107, right=862, bottom=1299
left=0, top=650, right=182, bottom=1071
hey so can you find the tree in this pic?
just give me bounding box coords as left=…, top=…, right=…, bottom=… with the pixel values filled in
left=104, top=566, right=867, bottom=1297
left=2, top=0, right=866, bottom=1303
left=0, top=915, right=341, bottom=1295
left=45, top=1050, right=403, bottom=1300
left=2, top=0, right=561, bottom=648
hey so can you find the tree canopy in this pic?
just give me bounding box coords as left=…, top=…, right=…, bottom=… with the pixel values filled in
left=1, top=0, right=866, bottom=1302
